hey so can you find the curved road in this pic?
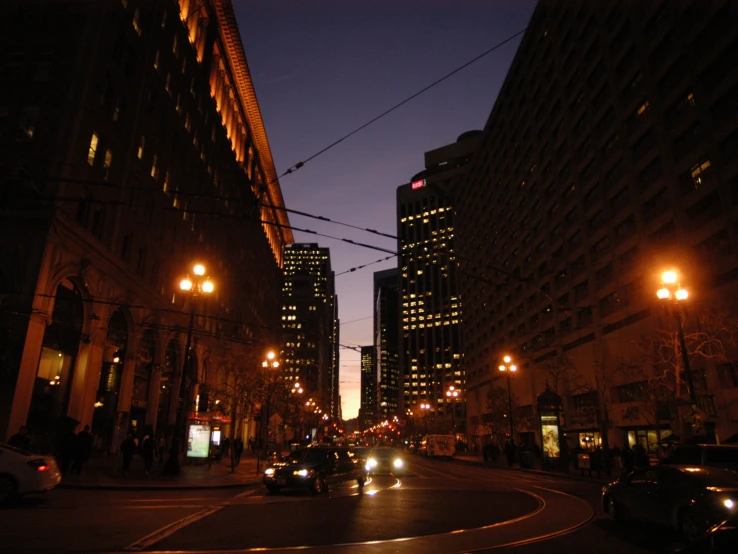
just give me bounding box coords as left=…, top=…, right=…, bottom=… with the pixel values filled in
left=0, top=457, right=690, bottom=554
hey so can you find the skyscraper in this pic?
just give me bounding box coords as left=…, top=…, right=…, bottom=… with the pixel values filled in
left=457, top=0, right=738, bottom=449
left=281, top=243, right=339, bottom=417
left=374, top=268, right=400, bottom=419
left=359, top=345, right=376, bottom=431
left=397, top=132, right=480, bottom=431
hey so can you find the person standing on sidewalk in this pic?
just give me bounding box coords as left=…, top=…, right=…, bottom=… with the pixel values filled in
left=504, top=441, right=516, bottom=467
left=71, top=425, right=93, bottom=476
left=120, top=433, right=136, bottom=477
left=8, top=425, right=31, bottom=450
left=157, top=435, right=167, bottom=463
left=141, top=434, right=156, bottom=476
left=234, top=437, right=244, bottom=466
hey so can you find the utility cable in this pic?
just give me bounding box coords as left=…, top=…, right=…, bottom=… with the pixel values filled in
left=335, top=254, right=397, bottom=276
left=275, top=27, right=528, bottom=179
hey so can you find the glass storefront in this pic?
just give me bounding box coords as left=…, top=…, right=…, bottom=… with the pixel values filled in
left=626, top=428, right=672, bottom=453
left=578, top=432, right=601, bottom=452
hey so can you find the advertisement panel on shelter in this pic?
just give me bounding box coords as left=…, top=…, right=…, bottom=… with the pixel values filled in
left=187, top=423, right=211, bottom=458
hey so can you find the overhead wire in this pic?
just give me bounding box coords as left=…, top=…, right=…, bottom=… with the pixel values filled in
left=274, top=27, right=528, bottom=180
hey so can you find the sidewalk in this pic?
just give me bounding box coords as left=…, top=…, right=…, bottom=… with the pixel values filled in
left=454, top=453, right=616, bottom=484
left=60, top=451, right=272, bottom=490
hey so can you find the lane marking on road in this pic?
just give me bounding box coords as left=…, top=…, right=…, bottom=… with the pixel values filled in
left=123, top=505, right=223, bottom=552
left=129, top=488, right=548, bottom=553
left=124, top=497, right=223, bottom=503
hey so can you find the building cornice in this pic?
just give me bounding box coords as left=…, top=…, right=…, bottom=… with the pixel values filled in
left=213, top=0, right=293, bottom=245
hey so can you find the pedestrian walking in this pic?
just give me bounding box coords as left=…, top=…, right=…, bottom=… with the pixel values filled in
left=234, top=437, right=244, bottom=465
left=58, top=427, right=77, bottom=476
left=157, top=435, right=167, bottom=463
left=504, top=440, right=516, bottom=467
left=621, top=444, right=634, bottom=473
left=141, top=434, right=156, bottom=476
left=222, top=437, right=230, bottom=458
left=8, top=425, right=31, bottom=450
left=71, top=425, right=93, bottom=476
left=632, top=442, right=649, bottom=470
left=120, top=433, right=136, bottom=477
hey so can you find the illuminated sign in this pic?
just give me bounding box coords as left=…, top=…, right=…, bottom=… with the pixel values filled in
left=411, top=179, right=425, bottom=190
left=187, top=424, right=211, bottom=458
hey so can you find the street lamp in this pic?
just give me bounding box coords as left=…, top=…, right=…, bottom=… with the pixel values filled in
left=420, top=402, right=431, bottom=435
left=445, top=385, right=460, bottom=433
left=498, top=355, right=517, bottom=443
left=657, top=269, right=699, bottom=414
left=260, top=351, right=280, bottom=458
left=164, top=263, right=214, bottom=476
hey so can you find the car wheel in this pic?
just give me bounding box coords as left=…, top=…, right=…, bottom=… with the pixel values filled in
left=605, top=495, right=625, bottom=521
left=680, top=508, right=713, bottom=542
left=0, top=475, right=18, bottom=504
left=311, top=475, right=326, bottom=495
left=266, top=485, right=281, bottom=494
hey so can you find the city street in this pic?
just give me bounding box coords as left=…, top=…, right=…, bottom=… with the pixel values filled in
left=0, top=456, right=691, bottom=554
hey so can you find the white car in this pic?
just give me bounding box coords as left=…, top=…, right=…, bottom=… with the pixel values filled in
left=0, top=443, right=62, bottom=502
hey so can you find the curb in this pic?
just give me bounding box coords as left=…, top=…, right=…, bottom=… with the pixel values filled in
left=453, top=457, right=612, bottom=484
left=58, top=479, right=262, bottom=491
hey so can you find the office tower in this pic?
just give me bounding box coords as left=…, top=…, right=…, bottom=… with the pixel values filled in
left=458, top=0, right=738, bottom=450
left=374, top=268, right=400, bottom=419
left=0, top=0, right=291, bottom=446
left=281, top=244, right=339, bottom=417
left=396, top=132, right=480, bottom=431
left=359, top=346, right=376, bottom=431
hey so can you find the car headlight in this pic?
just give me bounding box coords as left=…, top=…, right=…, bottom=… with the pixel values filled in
left=294, top=469, right=313, bottom=478
left=264, top=468, right=275, bottom=476
left=393, top=458, right=404, bottom=469
left=724, top=498, right=735, bottom=510
left=367, top=458, right=377, bottom=468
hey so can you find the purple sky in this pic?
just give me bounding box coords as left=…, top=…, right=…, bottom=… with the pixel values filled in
left=235, top=0, right=537, bottom=419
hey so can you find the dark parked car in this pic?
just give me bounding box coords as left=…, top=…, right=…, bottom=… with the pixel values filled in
left=263, top=446, right=366, bottom=494
left=662, top=445, right=738, bottom=470
left=365, top=447, right=406, bottom=476
left=602, top=465, right=738, bottom=542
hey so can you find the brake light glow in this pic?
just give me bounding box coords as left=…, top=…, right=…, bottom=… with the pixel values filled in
left=27, top=459, right=50, bottom=471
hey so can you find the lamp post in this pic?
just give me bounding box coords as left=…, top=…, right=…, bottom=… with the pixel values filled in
left=420, top=402, right=431, bottom=435
left=164, top=263, right=214, bottom=476
left=498, top=355, right=517, bottom=442
left=657, top=270, right=699, bottom=420
left=260, top=351, right=280, bottom=459
left=445, top=386, right=460, bottom=434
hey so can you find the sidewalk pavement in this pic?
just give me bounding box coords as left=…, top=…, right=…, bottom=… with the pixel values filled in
left=454, top=453, right=616, bottom=485
left=60, top=451, right=273, bottom=490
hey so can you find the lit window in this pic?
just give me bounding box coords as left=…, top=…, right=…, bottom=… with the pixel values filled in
left=87, top=133, right=99, bottom=166
left=137, top=136, right=145, bottom=159
left=636, top=100, right=650, bottom=116
left=151, top=154, right=159, bottom=180
left=102, top=149, right=113, bottom=181
left=153, top=50, right=160, bottom=70
left=132, top=8, right=142, bottom=36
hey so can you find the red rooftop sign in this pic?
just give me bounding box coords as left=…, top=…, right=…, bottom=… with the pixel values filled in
left=411, top=179, right=425, bottom=190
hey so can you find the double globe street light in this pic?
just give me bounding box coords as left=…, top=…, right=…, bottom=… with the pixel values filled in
left=656, top=269, right=699, bottom=422
left=445, top=386, right=460, bottom=433
left=164, top=263, right=214, bottom=476
left=420, top=402, right=431, bottom=435
left=498, top=355, right=517, bottom=442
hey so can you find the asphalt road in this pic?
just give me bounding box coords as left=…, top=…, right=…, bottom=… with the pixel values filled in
left=0, top=456, right=699, bottom=554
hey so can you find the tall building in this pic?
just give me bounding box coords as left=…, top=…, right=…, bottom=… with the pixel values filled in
left=373, top=268, right=400, bottom=419
left=281, top=243, right=340, bottom=418
left=458, top=0, right=738, bottom=452
left=359, top=345, right=376, bottom=431
left=397, top=132, right=480, bottom=431
left=0, top=0, right=292, bottom=448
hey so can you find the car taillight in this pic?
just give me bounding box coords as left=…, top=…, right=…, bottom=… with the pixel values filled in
left=27, top=459, right=50, bottom=471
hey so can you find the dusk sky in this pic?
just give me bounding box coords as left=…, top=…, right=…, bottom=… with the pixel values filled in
left=235, top=0, right=537, bottom=419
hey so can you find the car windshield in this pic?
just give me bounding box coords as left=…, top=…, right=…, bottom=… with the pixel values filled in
left=704, top=448, right=738, bottom=468
left=284, top=449, right=329, bottom=464
left=0, top=442, right=33, bottom=456
left=353, top=447, right=372, bottom=458
left=663, top=446, right=738, bottom=468
left=370, top=449, right=398, bottom=459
